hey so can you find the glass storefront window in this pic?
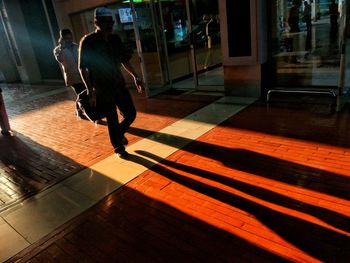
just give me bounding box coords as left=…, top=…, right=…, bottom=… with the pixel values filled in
left=160, top=0, right=222, bottom=85
left=271, top=0, right=343, bottom=88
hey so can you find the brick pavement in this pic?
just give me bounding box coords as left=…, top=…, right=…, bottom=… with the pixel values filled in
left=8, top=101, right=350, bottom=262
left=0, top=84, right=220, bottom=211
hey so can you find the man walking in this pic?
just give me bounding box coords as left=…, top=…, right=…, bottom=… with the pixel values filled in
left=53, top=29, right=89, bottom=119
left=329, top=0, right=339, bottom=31
left=302, top=1, right=312, bottom=32
left=288, top=2, right=300, bottom=33
left=79, top=7, right=143, bottom=158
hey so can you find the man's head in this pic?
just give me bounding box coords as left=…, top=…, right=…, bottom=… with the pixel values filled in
left=94, top=7, right=114, bottom=34
left=304, top=1, right=308, bottom=5
left=59, top=28, right=73, bottom=45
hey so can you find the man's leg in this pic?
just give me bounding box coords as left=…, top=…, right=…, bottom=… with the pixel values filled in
left=101, top=102, right=126, bottom=154
left=71, top=83, right=87, bottom=117
left=116, top=88, right=136, bottom=135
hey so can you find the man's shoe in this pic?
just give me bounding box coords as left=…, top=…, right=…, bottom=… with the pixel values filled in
left=75, top=109, right=88, bottom=120
left=78, top=114, right=88, bottom=120
left=116, top=149, right=130, bottom=159
left=122, top=136, right=128, bottom=145
left=94, top=119, right=106, bottom=125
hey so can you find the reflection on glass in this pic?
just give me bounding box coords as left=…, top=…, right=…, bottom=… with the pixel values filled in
left=190, top=0, right=223, bottom=86
left=271, top=0, right=344, bottom=88
left=118, top=8, right=133, bottom=23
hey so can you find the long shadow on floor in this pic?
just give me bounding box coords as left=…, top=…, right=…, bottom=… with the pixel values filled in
left=129, top=127, right=350, bottom=201
left=84, top=190, right=289, bottom=262
left=127, top=152, right=350, bottom=263
left=136, top=150, right=350, bottom=233
left=1, top=138, right=287, bottom=262
left=13, top=181, right=290, bottom=263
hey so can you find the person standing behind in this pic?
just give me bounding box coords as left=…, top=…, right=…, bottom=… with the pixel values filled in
left=79, top=7, right=144, bottom=158
left=0, top=88, right=12, bottom=136
left=329, top=0, right=339, bottom=31
left=302, top=1, right=312, bottom=32
left=288, top=3, right=300, bottom=32
left=53, top=29, right=89, bottom=119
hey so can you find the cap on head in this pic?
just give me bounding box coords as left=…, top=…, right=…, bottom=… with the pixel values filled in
left=94, top=7, right=113, bottom=18
left=60, top=28, right=72, bottom=37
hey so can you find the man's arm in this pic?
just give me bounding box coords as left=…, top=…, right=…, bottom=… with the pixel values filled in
left=80, top=68, right=92, bottom=93
left=53, top=45, right=63, bottom=63
left=80, top=67, right=96, bottom=107
left=117, top=34, right=144, bottom=94
left=122, top=62, right=144, bottom=94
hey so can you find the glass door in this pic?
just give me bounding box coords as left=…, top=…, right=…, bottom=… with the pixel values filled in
left=129, top=0, right=171, bottom=97
left=154, top=0, right=223, bottom=92
left=190, top=0, right=224, bottom=90
left=156, top=0, right=196, bottom=91
left=130, top=0, right=224, bottom=94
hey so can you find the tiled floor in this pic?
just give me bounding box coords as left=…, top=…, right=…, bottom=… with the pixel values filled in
left=0, top=94, right=254, bottom=262
left=1, top=83, right=350, bottom=262
left=0, top=84, right=220, bottom=211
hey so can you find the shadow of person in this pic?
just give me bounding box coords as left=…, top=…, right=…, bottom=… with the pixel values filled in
left=69, top=178, right=290, bottom=262
left=126, top=151, right=350, bottom=262
left=128, top=127, right=350, bottom=201
left=135, top=150, right=350, bottom=234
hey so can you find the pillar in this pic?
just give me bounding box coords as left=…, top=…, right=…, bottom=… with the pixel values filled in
left=219, top=0, right=268, bottom=97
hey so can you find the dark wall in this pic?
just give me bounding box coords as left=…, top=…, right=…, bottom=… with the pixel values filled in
left=0, top=12, right=20, bottom=82
left=19, top=0, right=61, bottom=80
left=226, top=1, right=251, bottom=57
left=44, top=0, right=60, bottom=40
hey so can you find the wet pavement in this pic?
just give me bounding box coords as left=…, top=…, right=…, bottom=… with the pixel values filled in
left=1, top=83, right=350, bottom=262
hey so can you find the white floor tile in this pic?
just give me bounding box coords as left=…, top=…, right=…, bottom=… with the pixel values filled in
left=159, top=125, right=188, bottom=136
left=0, top=218, right=30, bottom=262
left=62, top=169, right=123, bottom=202
left=3, top=186, right=94, bottom=243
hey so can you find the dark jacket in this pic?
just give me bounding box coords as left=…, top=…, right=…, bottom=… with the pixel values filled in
left=79, top=31, right=132, bottom=103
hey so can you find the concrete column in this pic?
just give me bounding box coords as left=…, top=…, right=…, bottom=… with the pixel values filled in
left=219, top=0, right=267, bottom=98
left=224, top=65, right=262, bottom=97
